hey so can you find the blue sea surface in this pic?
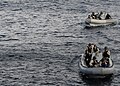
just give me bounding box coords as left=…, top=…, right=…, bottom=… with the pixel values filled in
left=0, top=0, right=120, bottom=85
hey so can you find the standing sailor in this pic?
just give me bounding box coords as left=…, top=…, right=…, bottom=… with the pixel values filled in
left=99, top=46, right=110, bottom=67
left=102, top=46, right=110, bottom=59
left=84, top=43, right=93, bottom=67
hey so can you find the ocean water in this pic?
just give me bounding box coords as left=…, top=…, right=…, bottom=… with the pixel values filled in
left=0, top=0, right=120, bottom=85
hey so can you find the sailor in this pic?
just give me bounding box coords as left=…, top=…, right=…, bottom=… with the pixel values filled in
left=102, top=46, right=110, bottom=59
left=88, top=15, right=91, bottom=19
left=84, top=43, right=93, bottom=67
left=93, top=44, right=99, bottom=53
left=85, top=43, right=91, bottom=51
left=105, top=13, right=112, bottom=19
left=91, top=12, right=96, bottom=19
left=97, top=11, right=103, bottom=20
left=99, top=46, right=110, bottom=67
left=99, top=57, right=109, bottom=67
left=89, top=56, right=99, bottom=67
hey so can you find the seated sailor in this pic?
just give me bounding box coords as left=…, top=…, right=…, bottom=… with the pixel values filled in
left=96, top=11, right=103, bottom=20
left=97, top=12, right=112, bottom=20
left=91, top=12, right=97, bottom=19
left=99, top=57, right=109, bottom=67
left=89, top=56, right=99, bottom=67
left=105, top=13, right=112, bottom=19
left=88, top=11, right=112, bottom=20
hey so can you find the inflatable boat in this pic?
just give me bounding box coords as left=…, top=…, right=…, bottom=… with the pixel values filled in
left=85, top=18, right=116, bottom=27
left=79, top=53, right=115, bottom=78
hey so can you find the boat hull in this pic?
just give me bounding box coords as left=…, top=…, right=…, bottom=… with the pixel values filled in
left=85, top=18, right=116, bottom=27
left=79, top=54, right=115, bottom=78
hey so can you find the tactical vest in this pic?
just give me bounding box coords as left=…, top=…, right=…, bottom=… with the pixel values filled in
left=93, top=47, right=98, bottom=52
left=87, top=46, right=92, bottom=53
left=103, top=51, right=109, bottom=58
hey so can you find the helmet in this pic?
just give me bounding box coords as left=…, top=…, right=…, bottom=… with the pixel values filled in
left=104, top=46, right=108, bottom=50
left=88, top=43, right=91, bottom=46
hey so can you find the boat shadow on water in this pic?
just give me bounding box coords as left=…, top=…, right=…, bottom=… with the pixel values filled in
left=79, top=73, right=114, bottom=86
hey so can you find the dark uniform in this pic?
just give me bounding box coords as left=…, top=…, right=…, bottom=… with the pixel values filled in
left=102, top=47, right=110, bottom=58
left=97, top=11, right=103, bottom=20
left=105, top=13, right=111, bottom=19
left=101, top=47, right=110, bottom=67
left=84, top=44, right=92, bottom=67
left=100, top=58, right=109, bottom=67
left=91, top=12, right=97, bottom=19
left=93, top=45, right=99, bottom=53
left=90, top=56, right=98, bottom=67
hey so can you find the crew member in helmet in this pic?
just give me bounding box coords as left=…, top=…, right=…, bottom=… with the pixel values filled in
left=100, top=46, right=110, bottom=67
left=99, top=57, right=109, bottom=67
left=102, top=46, right=110, bottom=59
left=93, top=44, right=99, bottom=54
left=84, top=43, right=93, bottom=67
left=105, top=13, right=112, bottom=19
left=97, top=11, right=103, bottom=20
left=91, top=12, right=96, bottom=19
left=89, top=56, right=99, bottom=67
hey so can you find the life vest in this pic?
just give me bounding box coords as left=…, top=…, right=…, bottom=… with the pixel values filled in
left=93, top=47, right=98, bottom=52
left=87, top=46, right=92, bottom=53
left=103, top=50, right=110, bottom=58
left=100, top=58, right=109, bottom=67
left=105, top=14, right=111, bottom=19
